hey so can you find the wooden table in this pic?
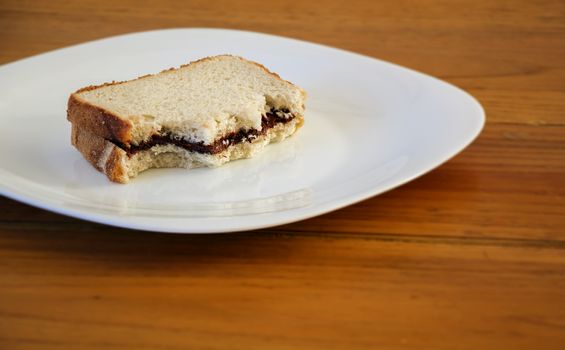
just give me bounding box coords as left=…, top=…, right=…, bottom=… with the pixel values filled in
left=1, top=1, right=564, bottom=349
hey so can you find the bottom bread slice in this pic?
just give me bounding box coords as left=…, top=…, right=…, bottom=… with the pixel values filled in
left=71, top=117, right=303, bottom=183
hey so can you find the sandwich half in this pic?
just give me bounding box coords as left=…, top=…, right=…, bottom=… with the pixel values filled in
left=67, top=55, right=306, bottom=183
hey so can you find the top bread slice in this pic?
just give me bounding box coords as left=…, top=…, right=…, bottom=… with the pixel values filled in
left=67, top=55, right=306, bottom=146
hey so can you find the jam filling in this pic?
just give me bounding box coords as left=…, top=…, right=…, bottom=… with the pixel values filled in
left=116, top=109, right=295, bottom=156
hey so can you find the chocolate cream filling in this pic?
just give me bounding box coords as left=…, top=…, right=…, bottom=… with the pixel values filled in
left=114, top=109, right=296, bottom=157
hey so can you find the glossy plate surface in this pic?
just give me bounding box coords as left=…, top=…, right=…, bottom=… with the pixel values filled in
left=0, top=29, right=484, bottom=233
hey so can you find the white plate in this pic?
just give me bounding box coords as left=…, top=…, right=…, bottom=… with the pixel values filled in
left=0, top=28, right=484, bottom=233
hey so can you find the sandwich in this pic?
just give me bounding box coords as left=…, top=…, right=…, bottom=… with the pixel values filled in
left=67, top=55, right=306, bottom=183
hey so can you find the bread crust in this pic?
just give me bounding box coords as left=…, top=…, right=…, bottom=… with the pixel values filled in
left=68, top=94, right=133, bottom=144
left=71, top=124, right=128, bottom=183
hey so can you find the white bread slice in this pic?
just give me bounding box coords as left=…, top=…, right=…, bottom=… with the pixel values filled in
left=68, top=55, right=306, bottom=145
left=71, top=117, right=303, bottom=183
left=67, top=55, right=306, bottom=183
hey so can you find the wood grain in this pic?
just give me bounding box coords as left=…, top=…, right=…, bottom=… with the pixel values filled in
left=0, top=0, right=564, bottom=349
